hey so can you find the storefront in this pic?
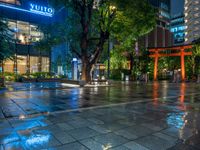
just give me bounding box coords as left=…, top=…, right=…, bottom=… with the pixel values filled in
left=0, top=0, right=53, bottom=74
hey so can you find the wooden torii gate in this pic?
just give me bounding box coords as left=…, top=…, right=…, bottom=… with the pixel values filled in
left=149, top=45, right=193, bottom=81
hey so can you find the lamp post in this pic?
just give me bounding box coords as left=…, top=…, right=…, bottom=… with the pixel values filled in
left=107, top=37, right=110, bottom=79
left=107, top=5, right=116, bottom=79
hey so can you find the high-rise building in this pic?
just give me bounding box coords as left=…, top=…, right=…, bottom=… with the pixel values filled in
left=139, top=0, right=173, bottom=49
left=170, top=14, right=186, bottom=45
left=184, top=0, right=200, bottom=44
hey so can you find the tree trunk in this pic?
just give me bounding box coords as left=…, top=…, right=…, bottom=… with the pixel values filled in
left=192, top=57, right=195, bottom=75
left=81, top=61, right=91, bottom=82
left=192, top=64, right=195, bottom=75
left=129, top=54, right=133, bottom=75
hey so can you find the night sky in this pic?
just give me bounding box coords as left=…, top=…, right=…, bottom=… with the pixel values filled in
left=171, top=0, right=184, bottom=16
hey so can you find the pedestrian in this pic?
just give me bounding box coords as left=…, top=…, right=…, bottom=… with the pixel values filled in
left=173, top=70, right=177, bottom=83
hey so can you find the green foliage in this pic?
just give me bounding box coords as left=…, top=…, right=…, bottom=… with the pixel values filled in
left=0, top=72, right=17, bottom=81
left=0, top=72, right=67, bottom=82
left=0, top=18, right=15, bottom=62
left=187, top=39, right=200, bottom=75
left=40, top=0, right=156, bottom=81
left=34, top=24, right=62, bottom=52
left=111, top=0, right=156, bottom=52
left=191, top=43, right=200, bottom=74
left=105, top=0, right=156, bottom=77
left=46, top=0, right=156, bottom=56
left=110, top=47, right=129, bottom=70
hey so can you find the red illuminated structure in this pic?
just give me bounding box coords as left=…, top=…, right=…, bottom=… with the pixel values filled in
left=149, top=45, right=193, bottom=81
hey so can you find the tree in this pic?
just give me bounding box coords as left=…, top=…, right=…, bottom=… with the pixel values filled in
left=0, top=17, right=14, bottom=73
left=34, top=24, right=61, bottom=72
left=46, top=0, right=156, bottom=82
left=189, top=39, right=200, bottom=75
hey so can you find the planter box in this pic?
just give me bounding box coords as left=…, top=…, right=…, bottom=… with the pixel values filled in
left=22, top=78, right=37, bottom=83
left=21, top=78, right=62, bottom=83
left=37, top=78, right=61, bottom=82
left=62, top=79, right=86, bottom=87
left=20, top=78, right=86, bottom=87
left=0, top=77, right=5, bottom=87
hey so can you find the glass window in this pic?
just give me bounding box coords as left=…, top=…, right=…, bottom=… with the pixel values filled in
left=17, top=55, right=27, bottom=74
left=30, top=25, right=43, bottom=42
left=30, top=56, right=39, bottom=73
left=8, top=21, right=44, bottom=44
left=0, top=0, right=20, bottom=5
left=16, top=21, right=30, bottom=44
left=41, top=57, right=49, bottom=72
left=4, top=60, right=14, bottom=73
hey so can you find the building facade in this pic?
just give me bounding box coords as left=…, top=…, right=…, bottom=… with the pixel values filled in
left=0, top=0, right=53, bottom=74
left=184, top=0, right=200, bottom=44
left=139, top=0, right=173, bottom=49
left=170, top=14, right=186, bottom=45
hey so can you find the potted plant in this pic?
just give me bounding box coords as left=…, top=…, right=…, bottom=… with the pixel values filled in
left=0, top=74, right=5, bottom=87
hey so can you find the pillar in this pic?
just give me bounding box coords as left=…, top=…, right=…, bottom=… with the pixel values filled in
left=26, top=50, right=30, bottom=75
left=154, top=50, right=159, bottom=81
left=14, top=54, right=17, bottom=74
left=180, top=49, right=185, bottom=81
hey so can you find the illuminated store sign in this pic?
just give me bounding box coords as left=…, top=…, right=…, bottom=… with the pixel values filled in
left=30, top=3, right=54, bottom=17
left=0, top=2, right=54, bottom=17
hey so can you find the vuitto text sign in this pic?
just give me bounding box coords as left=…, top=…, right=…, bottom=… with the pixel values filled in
left=30, top=3, right=54, bottom=17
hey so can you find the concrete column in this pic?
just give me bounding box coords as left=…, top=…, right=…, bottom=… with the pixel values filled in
left=163, top=27, right=165, bottom=47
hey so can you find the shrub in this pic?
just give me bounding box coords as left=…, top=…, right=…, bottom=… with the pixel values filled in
left=110, top=69, right=130, bottom=80
left=1, top=72, right=16, bottom=81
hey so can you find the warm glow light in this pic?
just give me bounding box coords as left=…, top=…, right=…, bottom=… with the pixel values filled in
left=19, top=114, right=26, bottom=119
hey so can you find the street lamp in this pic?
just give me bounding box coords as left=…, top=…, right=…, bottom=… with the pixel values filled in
left=107, top=5, right=116, bottom=79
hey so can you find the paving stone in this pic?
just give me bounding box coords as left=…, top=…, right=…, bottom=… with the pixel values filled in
left=22, top=132, right=61, bottom=150
left=115, top=128, right=138, bottom=140
left=162, top=127, right=180, bottom=138
left=56, top=123, right=74, bottom=131
left=119, top=125, right=155, bottom=138
left=135, top=135, right=176, bottom=150
left=55, top=142, right=88, bottom=150
left=68, top=127, right=100, bottom=140
left=0, top=144, right=3, bottom=150
left=141, top=120, right=168, bottom=131
left=88, top=125, right=111, bottom=134
left=109, top=145, right=130, bottom=150
left=3, top=141, right=25, bottom=150
left=34, top=125, right=63, bottom=135
left=53, top=131, right=76, bottom=144
left=0, top=82, right=200, bottom=150
left=87, top=118, right=104, bottom=125
left=93, top=133, right=129, bottom=148
left=80, top=138, right=105, bottom=150
left=0, top=132, right=20, bottom=145
left=68, top=119, right=94, bottom=128
left=124, top=141, right=150, bottom=150
left=153, top=132, right=178, bottom=143
left=98, top=122, right=128, bottom=131
left=168, top=142, right=199, bottom=150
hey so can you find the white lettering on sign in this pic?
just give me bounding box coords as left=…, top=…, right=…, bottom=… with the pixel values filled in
left=30, top=3, right=54, bottom=17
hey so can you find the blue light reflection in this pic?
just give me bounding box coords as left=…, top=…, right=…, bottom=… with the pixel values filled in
left=0, top=3, right=53, bottom=17
left=167, top=112, right=186, bottom=129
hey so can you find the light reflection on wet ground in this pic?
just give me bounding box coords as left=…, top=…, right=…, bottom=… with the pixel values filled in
left=0, top=81, right=200, bottom=149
